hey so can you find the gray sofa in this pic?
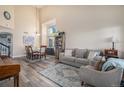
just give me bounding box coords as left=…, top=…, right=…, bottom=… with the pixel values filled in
left=59, top=48, right=103, bottom=67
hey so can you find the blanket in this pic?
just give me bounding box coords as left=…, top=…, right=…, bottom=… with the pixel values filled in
left=102, top=58, right=124, bottom=71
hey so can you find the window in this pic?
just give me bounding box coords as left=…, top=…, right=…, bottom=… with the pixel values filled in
left=47, top=25, right=57, bottom=48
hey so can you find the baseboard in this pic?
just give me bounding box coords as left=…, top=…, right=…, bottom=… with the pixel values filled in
left=12, top=54, right=26, bottom=58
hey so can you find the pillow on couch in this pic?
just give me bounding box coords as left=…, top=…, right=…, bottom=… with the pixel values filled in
left=75, top=49, right=88, bottom=58
left=65, top=49, right=72, bottom=56
left=87, top=51, right=100, bottom=60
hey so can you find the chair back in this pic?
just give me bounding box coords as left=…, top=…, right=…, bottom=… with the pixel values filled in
left=25, top=46, right=28, bottom=53
left=28, top=46, right=33, bottom=53
left=40, top=45, right=47, bottom=54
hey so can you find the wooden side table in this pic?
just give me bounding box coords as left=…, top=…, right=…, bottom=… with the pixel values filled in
left=104, top=49, right=118, bottom=60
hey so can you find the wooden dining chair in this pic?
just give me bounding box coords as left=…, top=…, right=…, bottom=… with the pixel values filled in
left=40, top=45, right=47, bottom=59
left=27, top=46, right=40, bottom=60
left=25, top=46, right=30, bottom=59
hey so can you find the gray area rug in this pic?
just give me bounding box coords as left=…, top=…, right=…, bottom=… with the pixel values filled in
left=40, top=63, right=81, bottom=87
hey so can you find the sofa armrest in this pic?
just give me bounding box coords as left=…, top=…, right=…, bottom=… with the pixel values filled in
left=88, top=60, right=98, bottom=66
left=59, top=52, right=65, bottom=57
left=59, top=52, right=65, bottom=61
left=93, top=56, right=106, bottom=62
left=80, top=65, right=95, bottom=70
left=88, top=56, right=104, bottom=66
left=79, top=66, right=123, bottom=87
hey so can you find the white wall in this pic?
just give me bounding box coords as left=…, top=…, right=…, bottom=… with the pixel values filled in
left=41, top=6, right=124, bottom=58
left=0, top=6, right=39, bottom=57
left=13, top=6, right=37, bottom=57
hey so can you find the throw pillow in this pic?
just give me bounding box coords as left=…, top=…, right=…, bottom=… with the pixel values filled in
left=64, top=49, right=72, bottom=56
left=87, top=51, right=99, bottom=60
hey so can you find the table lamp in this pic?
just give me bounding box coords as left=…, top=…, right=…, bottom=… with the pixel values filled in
left=111, top=36, right=118, bottom=50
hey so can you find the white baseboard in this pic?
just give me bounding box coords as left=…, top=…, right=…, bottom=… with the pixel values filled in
left=12, top=54, right=26, bottom=58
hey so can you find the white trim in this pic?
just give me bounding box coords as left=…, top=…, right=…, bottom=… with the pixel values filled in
left=12, top=54, right=26, bottom=58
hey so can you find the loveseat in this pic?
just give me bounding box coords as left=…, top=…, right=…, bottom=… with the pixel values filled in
left=59, top=48, right=103, bottom=67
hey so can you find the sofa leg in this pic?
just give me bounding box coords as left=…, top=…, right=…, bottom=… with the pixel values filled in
left=81, top=81, right=84, bottom=86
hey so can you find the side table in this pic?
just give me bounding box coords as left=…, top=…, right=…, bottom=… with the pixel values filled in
left=104, top=49, right=119, bottom=60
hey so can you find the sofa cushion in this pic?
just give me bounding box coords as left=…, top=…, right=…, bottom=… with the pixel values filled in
left=65, top=49, right=72, bottom=56
left=75, top=58, right=89, bottom=65
left=72, top=49, right=76, bottom=57
left=75, top=49, right=88, bottom=58
left=61, top=56, right=75, bottom=62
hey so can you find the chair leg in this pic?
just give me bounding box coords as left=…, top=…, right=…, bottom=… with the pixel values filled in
left=40, top=55, right=42, bottom=59
left=81, top=81, right=84, bottom=86
left=38, top=55, right=39, bottom=59
left=32, top=55, right=33, bottom=60
left=45, top=55, right=46, bottom=59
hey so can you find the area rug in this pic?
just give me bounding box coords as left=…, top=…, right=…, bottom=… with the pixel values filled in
left=40, top=63, right=81, bottom=87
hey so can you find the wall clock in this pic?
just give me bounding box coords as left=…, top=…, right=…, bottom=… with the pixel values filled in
left=3, top=11, right=11, bottom=20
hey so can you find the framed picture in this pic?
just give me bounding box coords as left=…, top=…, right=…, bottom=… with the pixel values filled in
left=23, top=36, right=34, bottom=46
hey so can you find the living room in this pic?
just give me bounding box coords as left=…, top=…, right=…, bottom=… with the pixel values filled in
left=1, top=0, right=124, bottom=91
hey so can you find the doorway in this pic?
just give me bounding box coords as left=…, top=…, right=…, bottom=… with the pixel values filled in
left=41, top=19, right=58, bottom=55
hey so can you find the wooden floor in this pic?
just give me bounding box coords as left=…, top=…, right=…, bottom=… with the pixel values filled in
left=0, top=56, right=59, bottom=87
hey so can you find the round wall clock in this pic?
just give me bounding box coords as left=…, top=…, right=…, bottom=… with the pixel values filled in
left=3, top=11, right=11, bottom=20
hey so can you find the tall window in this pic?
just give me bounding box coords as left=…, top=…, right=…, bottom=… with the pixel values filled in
left=47, top=25, right=57, bottom=48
